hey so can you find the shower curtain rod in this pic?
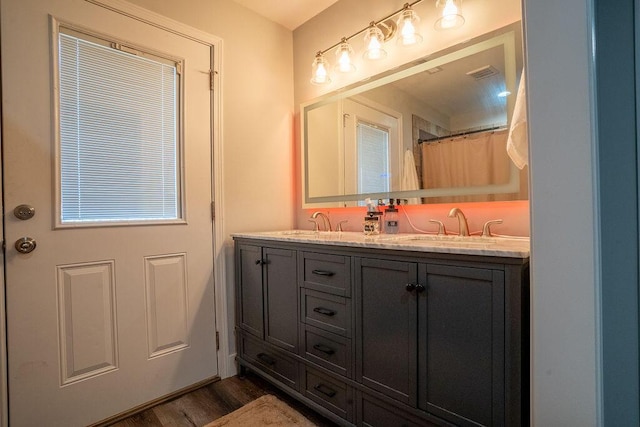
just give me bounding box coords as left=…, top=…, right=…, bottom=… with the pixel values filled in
left=418, top=125, right=508, bottom=144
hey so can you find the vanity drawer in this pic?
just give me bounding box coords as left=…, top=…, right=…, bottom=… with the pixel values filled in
left=240, top=334, right=297, bottom=390
left=359, top=392, right=432, bottom=427
left=303, top=367, right=353, bottom=422
left=303, top=325, right=351, bottom=378
left=301, top=252, right=351, bottom=297
left=302, top=289, right=351, bottom=337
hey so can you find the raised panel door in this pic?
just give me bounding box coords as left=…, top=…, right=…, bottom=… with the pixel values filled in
left=418, top=263, right=505, bottom=426
left=236, top=244, right=264, bottom=338
left=355, top=257, right=418, bottom=406
left=264, top=247, right=298, bottom=352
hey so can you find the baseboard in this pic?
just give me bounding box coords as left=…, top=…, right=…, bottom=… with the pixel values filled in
left=225, top=352, right=238, bottom=378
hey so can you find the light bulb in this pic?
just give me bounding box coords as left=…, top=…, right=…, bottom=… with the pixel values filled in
left=310, top=52, right=331, bottom=85
left=397, top=6, right=422, bottom=46
left=367, top=37, right=382, bottom=58
left=335, top=38, right=356, bottom=73
left=441, top=1, right=458, bottom=28
left=435, top=0, right=465, bottom=30
left=363, top=23, right=387, bottom=60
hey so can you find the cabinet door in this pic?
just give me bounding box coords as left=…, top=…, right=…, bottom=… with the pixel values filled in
left=418, top=264, right=505, bottom=427
left=264, top=247, right=298, bottom=352
left=236, top=243, right=264, bottom=337
left=355, top=257, right=418, bottom=406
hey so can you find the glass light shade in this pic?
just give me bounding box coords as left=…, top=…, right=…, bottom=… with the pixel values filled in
left=310, top=52, right=331, bottom=85
left=397, top=7, right=423, bottom=46
left=335, top=38, right=356, bottom=73
left=435, top=0, right=465, bottom=30
left=363, top=24, right=387, bottom=60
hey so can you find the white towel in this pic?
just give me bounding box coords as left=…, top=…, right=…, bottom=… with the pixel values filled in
left=401, top=149, right=421, bottom=205
left=507, top=71, right=529, bottom=169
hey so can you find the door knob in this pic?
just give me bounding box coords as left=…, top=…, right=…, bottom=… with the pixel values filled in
left=15, top=237, right=36, bottom=254
left=14, top=204, right=35, bottom=220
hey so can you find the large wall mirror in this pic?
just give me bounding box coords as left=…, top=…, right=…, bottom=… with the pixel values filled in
left=302, top=22, right=527, bottom=207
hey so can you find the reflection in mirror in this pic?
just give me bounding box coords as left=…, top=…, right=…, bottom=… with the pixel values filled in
left=302, top=22, right=528, bottom=207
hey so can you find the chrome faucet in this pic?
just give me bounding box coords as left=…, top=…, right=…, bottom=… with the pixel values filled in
left=448, top=207, right=470, bottom=236
left=311, top=211, right=332, bottom=231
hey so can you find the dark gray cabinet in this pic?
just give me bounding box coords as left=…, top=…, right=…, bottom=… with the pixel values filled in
left=234, top=237, right=529, bottom=427
left=356, top=259, right=508, bottom=426
left=236, top=243, right=298, bottom=353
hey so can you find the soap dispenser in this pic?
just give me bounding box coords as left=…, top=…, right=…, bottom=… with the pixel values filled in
left=362, top=198, right=382, bottom=235
left=384, top=199, right=399, bottom=234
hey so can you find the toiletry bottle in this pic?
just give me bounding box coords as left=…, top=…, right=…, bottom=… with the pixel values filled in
left=363, top=198, right=381, bottom=235
left=385, top=200, right=399, bottom=234
left=363, top=212, right=380, bottom=235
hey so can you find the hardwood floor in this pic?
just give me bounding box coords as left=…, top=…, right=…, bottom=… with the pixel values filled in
left=109, top=371, right=338, bottom=426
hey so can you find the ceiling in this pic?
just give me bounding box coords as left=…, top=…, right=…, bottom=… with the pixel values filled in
left=231, top=0, right=339, bottom=30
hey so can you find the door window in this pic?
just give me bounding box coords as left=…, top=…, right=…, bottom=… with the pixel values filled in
left=357, top=121, right=390, bottom=194
left=57, top=27, right=183, bottom=225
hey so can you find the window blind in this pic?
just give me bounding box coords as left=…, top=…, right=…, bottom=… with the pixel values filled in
left=58, top=31, right=180, bottom=223
left=357, top=122, right=390, bottom=194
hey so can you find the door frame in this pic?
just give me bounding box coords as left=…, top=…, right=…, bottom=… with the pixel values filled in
left=0, top=0, right=229, bottom=424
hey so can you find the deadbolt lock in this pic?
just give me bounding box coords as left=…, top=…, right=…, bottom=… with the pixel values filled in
left=14, top=204, right=35, bottom=220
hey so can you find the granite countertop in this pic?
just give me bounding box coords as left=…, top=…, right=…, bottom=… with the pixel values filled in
left=232, top=230, right=530, bottom=259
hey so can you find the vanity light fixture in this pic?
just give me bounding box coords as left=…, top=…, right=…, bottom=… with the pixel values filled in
left=310, top=51, right=331, bottom=85
left=309, top=0, right=464, bottom=86
left=397, top=3, right=423, bottom=46
left=435, top=0, right=465, bottom=30
left=335, top=38, right=356, bottom=73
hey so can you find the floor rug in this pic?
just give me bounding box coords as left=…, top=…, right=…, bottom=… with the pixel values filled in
left=203, top=394, right=317, bottom=427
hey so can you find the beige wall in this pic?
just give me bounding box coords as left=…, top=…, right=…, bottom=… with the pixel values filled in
left=293, top=0, right=528, bottom=236
left=125, top=0, right=295, bottom=368
left=125, top=0, right=295, bottom=234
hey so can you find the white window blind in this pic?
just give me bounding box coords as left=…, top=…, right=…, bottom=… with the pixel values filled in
left=58, top=30, right=181, bottom=224
left=357, top=121, right=390, bottom=194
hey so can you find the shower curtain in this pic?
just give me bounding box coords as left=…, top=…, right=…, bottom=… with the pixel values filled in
left=421, top=129, right=513, bottom=203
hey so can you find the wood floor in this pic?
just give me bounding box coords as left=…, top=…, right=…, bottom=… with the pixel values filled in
left=110, top=371, right=338, bottom=426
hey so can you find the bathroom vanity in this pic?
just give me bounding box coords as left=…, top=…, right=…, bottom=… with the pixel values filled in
left=233, top=231, right=529, bottom=427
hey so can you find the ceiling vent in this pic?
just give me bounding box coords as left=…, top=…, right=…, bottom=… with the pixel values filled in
left=466, top=65, right=499, bottom=80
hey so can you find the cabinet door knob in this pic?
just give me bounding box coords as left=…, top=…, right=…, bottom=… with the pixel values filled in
left=415, top=284, right=426, bottom=293
left=255, top=259, right=267, bottom=265
left=406, top=283, right=416, bottom=292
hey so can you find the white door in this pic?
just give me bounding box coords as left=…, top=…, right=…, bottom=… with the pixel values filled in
left=1, top=1, right=217, bottom=425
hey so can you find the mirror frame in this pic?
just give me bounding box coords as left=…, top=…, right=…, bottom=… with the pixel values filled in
left=301, top=22, right=523, bottom=208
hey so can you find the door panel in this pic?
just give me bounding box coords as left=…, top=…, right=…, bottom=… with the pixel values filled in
left=355, top=257, right=418, bottom=406
left=264, top=247, right=298, bottom=353
left=419, top=264, right=505, bottom=427
left=1, top=1, right=217, bottom=425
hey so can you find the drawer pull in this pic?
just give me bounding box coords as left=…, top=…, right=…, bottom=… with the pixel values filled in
left=313, top=344, right=335, bottom=355
left=313, top=383, right=337, bottom=398
left=313, top=307, right=336, bottom=316
left=312, top=269, right=335, bottom=277
left=257, top=352, right=276, bottom=366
